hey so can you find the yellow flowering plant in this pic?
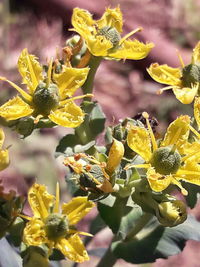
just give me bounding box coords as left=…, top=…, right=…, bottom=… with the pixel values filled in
left=2, top=4, right=200, bottom=267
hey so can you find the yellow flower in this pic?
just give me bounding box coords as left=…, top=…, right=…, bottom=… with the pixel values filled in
left=71, top=7, right=154, bottom=59
left=0, top=49, right=90, bottom=127
left=126, top=112, right=200, bottom=195
left=0, top=128, right=9, bottom=171
left=147, top=42, right=200, bottom=127
left=23, top=183, right=95, bottom=263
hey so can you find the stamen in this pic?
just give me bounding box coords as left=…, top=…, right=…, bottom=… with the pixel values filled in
left=172, top=177, right=188, bottom=195
left=157, top=85, right=173, bottom=95
left=47, top=58, right=53, bottom=87
left=19, top=214, right=32, bottom=221
left=124, top=163, right=151, bottom=170
left=189, top=125, right=200, bottom=139
left=0, top=77, right=32, bottom=102
left=59, top=94, right=93, bottom=105
left=176, top=50, right=185, bottom=68
left=119, top=27, right=143, bottom=45
left=142, top=112, right=158, bottom=152
left=34, top=114, right=43, bottom=124
left=53, top=182, right=60, bottom=213
left=68, top=229, right=93, bottom=236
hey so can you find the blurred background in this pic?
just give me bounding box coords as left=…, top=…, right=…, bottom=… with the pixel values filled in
left=1, top=0, right=200, bottom=266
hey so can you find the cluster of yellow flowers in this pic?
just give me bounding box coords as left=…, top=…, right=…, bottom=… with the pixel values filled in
left=1, top=5, right=200, bottom=265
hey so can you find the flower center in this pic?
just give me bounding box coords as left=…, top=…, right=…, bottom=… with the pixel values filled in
left=182, top=63, right=200, bottom=87
left=44, top=213, right=69, bottom=240
left=32, top=82, right=59, bottom=116
left=150, top=146, right=181, bottom=175
left=97, top=26, right=121, bottom=47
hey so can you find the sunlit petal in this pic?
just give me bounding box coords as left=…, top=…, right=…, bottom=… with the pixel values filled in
left=172, top=84, right=198, bottom=104
left=147, top=167, right=172, bottom=192
left=62, top=197, right=95, bottom=225
left=194, top=97, right=200, bottom=128
left=0, top=96, right=33, bottom=121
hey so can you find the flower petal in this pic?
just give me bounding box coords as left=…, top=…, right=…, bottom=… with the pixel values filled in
left=109, top=39, right=154, bottom=60
left=106, top=139, right=124, bottom=174
left=127, top=126, right=152, bottom=162
left=0, top=129, right=5, bottom=149
left=49, top=101, right=84, bottom=128
left=62, top=196, right=95, bottom=225
left=96, top=7, right=123, bottom=33
left=18, top=48, right=43, bottom=95
left=0, top=150, right=9, bottom=171
left=0, top=96, right=33, bottom=121
left=147, top=63, right=182, bottom=86
left=55, top=234, right=89, bottom=263
left=161, top=115, right=190, bottom=152
left=172, top=84, right=198, bottom=104
left=192, top=41, right=200, bottom=64
left=53, top=66, right=89, bottom=99
left=194, top=97, right=200, bottom=128
left=176, top=160, right=200, bottom=186
left=147, top=167, right=172, bottom=192
left=28, top=183, right=54, bottom=219
left=23, top=218, right=47, bottom=246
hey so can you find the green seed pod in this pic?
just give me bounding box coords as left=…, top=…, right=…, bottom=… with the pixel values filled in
left=156, top=200, right=187, bottom=227
left=44, top=213, right=69, bottom=240
left=97, top=26, right=121, bottom=47
left=150, top=146, right=181, bottom=175
left=33, top=82, right=59, bottom=116
left=16, top=117, right=35, bottom=137
left=182, top=63, right=200, bottom=87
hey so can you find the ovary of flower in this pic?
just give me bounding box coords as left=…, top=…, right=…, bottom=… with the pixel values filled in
left=147, top=42, right=200, bottom=128
left=0, top=49, right=90, bottom=128
left=22, top=183, right=95, bottom=263
left=0, top=128, right=9, bottom=171
left=125, top=112, right=200, bottom=195
left=71, top=7, right=154, bottom=60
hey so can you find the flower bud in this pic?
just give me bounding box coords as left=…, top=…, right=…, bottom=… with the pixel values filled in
left=44, top=213, right=69, bottom=240
left=182, top=63, right=200, bottom=87
left=156, top=200, right=187, bottom=227
left=106, top=139, right=124, bottom=174
left=150, top=146, right=181, bottom=175
left=16, top=117, right=35, bottom=137
left=33, top=82, right=59, bottom=115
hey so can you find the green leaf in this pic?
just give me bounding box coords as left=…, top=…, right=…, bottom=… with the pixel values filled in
left=111, top=215, right=200, bottom=264
left=89, top=102, right=106, bottom=137
left=98, top=195, right=143, bottom=237
left=56, top=134, right=79, bottom=155
left=182, top=181, right=200, bottom=208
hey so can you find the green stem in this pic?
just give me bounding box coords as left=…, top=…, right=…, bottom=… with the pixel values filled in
left=96, top=239, right=117, bottom=267
left=125, top=213, right=152, bottom=242
left=82, top=56, right=102, bottom=96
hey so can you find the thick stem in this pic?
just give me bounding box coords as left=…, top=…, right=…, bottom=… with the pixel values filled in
left=96, top=242, right=117, bottom=267
left=82, top=56, right=102, bottom=96
left=125, top=213, right=152, bottom=242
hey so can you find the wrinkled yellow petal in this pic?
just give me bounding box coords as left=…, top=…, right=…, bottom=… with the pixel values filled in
left=147, top=167, right=172, bottom=192
left=106, top=139, right=124, bottom=174
left=62, top=196, right=95, bottom=225
left=182, top=141, right=200, bottom=160
left=0, top=128, right=5, bottom=149
left=96, top=7, right=123, bottom=33
left=109, top=39, right=154, bottom=60
left=127, top=126, right=152, bottom=162
left=53, top=66, right=89, bottom=99
left=28, top=183, right=54, bottom=219
left=18, top=48, right=43, bottom=94
left=0, top=96, right=33, bottom=121
left=192, top=41, right=200, bottom=64
left=172, top=84, right=198, bottom=104
left=161, top=115, right=190, bottom=152
left=194, top=97, right=200, bottom=128
left=23, top=218, right=47, bottom=246
left=176, top=160, right=200, bottom=186
left=147, top=63, right=182, bottom=86
left=56, top=234, right=89, bottom=263
left=71, top=8, right=96, bottom=42
left=87, top=35, right=113, bottom=56
left=49, top=101, right=84, bottom=128
left=0, top=150, right=9, bottom=171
